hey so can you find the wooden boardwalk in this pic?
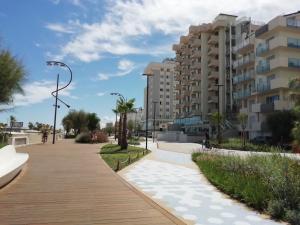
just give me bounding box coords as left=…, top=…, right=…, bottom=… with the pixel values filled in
left=0, top=140, right=184, bottom=225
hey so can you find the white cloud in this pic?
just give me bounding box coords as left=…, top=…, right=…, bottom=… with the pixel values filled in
left=12, top=81, right=75, bottom=107
left=45, top=23, right=75, bottom=34
left=97, top=73, right=109, bottom=81
left=95, top=59, right=136, bottom=81
left=48, top=0, right=300, bottom=62
left=97, top=92, right=106, bottom=97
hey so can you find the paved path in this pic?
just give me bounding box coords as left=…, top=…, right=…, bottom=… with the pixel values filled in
left=158, top=141, right=300, bottom=161
left=0, top=140, right=183, bottom=225
left=121, top=142, right=285, bottom=225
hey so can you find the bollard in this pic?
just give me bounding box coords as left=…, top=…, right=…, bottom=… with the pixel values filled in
left=116, top=160, right=120, bottom=171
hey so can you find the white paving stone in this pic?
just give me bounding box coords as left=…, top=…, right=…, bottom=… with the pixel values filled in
left=123, top=143, right=283, bottom=225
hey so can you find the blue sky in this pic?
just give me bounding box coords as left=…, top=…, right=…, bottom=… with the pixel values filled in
left=0, top=0, right=299, bottom=127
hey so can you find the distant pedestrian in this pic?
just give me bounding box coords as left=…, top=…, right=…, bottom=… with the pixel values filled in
left=205, top=131, right=210, bottom=149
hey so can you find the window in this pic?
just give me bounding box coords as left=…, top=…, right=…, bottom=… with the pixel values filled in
left=288, top=58, right=300, bottom=68
left=266, top=95, right=279, bottom=104
left=288, top=38, right=300, bottom=48
left=160, top=88, right=163, bottom=91
left=166, top=102, right=170, bottom=105
left=166, top=95, right=170, bottom=98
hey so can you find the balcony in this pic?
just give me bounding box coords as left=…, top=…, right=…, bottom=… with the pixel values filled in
left=208, top=96, right=218, bottom=103
left=192, top=62, right=201, bottom=70
left=255, top=24, right=269, bottom=38
left=234, top=36, right=255, bottom=54
left=233, top=71, right=255, bottom=84
left=256, top=61, right=270, bottom=74
left=208, top=85, right=218, bottom=92
left=192, top=39, right=201, bottom=47
left=191, top=85, right=200, bottom=93
left=233, top=89, right=251, bottom=100
left=208, top=35, right=218, bottom=45
left=233, top=54, right=255, bottom=69
left=208, top=71, right=219, bottom=80
left=270, top=78, right=289, bottom=89
left=208, top=59, right=218, bottom=68
left=256, top=43, right=269, bottom=56
left=261, top=103, right=274, bottom=113
left=251, top=103, right=261, bottom=113
left=256, top=82, right=271, bottom=93
left=191, top=51, right=201, bottom=58
left=208, top=46, right=218, bottom=56
left=274, top=100, right=294, bottom=111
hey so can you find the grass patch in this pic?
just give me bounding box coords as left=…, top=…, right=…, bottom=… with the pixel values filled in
left=0, top=143, right=7, bottom=149
left=127, top=136, right=145, bottom=145
left=100, top=144, right=150, bottom=171
left=192, top=152, right=300, bottom=224
left=211, top=138, right=286, bottom=152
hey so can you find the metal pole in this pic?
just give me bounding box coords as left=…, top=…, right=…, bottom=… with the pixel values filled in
left=217, top=85, right=221, bottom=144
left=114, top=108, right=117, bottom=141
left=53, top=74, right=59, bottom=144
left=145, top=76, right=149, bottom=150
left=153, top=101, right=157, bottom=143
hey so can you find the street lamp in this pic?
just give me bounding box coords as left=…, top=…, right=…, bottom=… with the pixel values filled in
left=110, top=92, right=125, bottom=141
left=143, top=72, right=153, bottom=150
left=152, top=101, right=158, bottom=143
left=215, top=81, right=224, bottom=144
left=46, top=61, right=72, bottom=144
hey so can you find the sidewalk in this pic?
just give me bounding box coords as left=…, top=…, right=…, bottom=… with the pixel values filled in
left=120, top=142, right=285, bottom=225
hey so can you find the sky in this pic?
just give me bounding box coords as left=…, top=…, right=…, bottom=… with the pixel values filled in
left=0, top=0, right=300, bottom=128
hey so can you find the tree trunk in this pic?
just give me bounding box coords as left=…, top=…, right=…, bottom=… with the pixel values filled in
left=121, top=113, right=128, bottom=149
left=118, top=114, right=122, bottom=146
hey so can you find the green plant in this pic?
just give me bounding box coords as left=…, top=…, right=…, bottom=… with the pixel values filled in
left=0, top=48, right=26, bottom=106
left=285, top=210, right=300, bottom=225
left=268, top=200, right=285, bottom=219
left=192, top=153, right=300, bottom=224
left=94, top=131, right=108, bottom=143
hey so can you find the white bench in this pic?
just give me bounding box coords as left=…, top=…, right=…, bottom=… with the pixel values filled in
left=0, top=145, right=29, bottom=188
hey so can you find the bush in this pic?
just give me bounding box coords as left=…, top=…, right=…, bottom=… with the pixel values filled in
left=75, top=132, right=91, bottom=143
left=193, top=153, right=300, bottom=224
left=286, top=210, right=300, bottom=225
left=268, top=200, right=285, bottom=219
left=94, top=132, right=108, bottom=143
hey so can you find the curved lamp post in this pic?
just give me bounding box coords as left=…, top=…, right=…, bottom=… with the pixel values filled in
left=110, top=92, right=125, bottom=141
left=46, top=61, right=73, bottom=144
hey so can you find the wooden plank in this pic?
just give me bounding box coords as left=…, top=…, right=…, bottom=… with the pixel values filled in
left=0, top=140, right=184, bottom=225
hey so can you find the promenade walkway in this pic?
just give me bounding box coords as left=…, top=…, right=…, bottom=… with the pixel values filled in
left=0, top=140, right=183, bottom=225
left=121, top=142, right=285, bottom=225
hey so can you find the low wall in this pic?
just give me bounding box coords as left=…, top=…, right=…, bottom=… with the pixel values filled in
left=8, top=132, right=64, bottom=146
left=157, top=131, right=202, bottom=143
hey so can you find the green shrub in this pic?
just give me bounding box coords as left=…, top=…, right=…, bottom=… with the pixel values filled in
left=285, top=210, right=300, bottom=225
left=268, top=200, right=285, bottom=219
left=75, top=132, right=91, bottom=143
left=193, top=153, right=300, bottom=224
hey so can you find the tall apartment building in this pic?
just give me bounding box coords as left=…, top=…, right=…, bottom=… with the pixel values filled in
left=234, top=12, right=300, bottom=138
left=143, top=59, right=176, bottom=131
left=172, top=14, right=236, bottom=134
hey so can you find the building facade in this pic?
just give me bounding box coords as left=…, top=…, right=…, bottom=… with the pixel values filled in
left=234, top=12, right=300, bottom=138
left=143, top=59, right=176, bottom=131
left=172, top=12, right=300, bottom=138
left=172, top=14, right=237, bottom=135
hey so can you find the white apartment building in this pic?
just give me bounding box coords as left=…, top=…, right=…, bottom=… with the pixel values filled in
left=234, top=11, right=300, bottom=138
left=143, top=59, right=176, bottom=131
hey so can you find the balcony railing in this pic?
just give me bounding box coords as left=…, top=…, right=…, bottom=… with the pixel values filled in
left=233, top=54, right=255, bottom=69
left=255, top=24, right=268, bottom=37
left=256, top=61, right=270, bottom=73
left=287, top=18, right=300, bottom=28
left=233, top=71, right=255, bottom=84
left=256, top=43, right=269, bottom=56
left=256, top=82, right=271, bottom=93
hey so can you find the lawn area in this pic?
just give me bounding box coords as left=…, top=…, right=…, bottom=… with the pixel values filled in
left=0, top=143, right=7, bottom=149
left=210, top=138, right=288, bottom=152
left=192, top=152, right=300, bottom=225
left=100, top=144, right=150, bottom=171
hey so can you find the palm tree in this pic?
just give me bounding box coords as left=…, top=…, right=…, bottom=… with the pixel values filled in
left=117, top=98, right=135, bottom=149
left=112, top=107, right=123, bottom=146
